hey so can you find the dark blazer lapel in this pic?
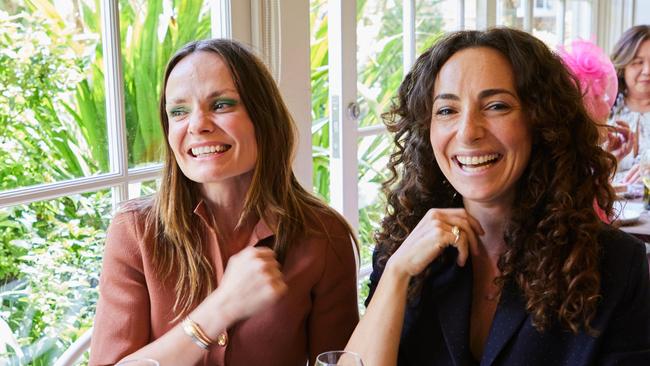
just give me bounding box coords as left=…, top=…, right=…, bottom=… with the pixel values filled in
left=481, top=283, right=527, bottom=366
left=435, top=259, right=473, bottom=366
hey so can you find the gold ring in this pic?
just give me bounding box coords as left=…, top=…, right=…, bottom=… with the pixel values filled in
left=451, top=225, right=460, bottom=243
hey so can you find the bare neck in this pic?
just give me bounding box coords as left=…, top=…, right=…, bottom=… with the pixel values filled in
left=199, top=172, right=255, bottom=237
left=625, top=93, right=650, bottom=112
left=463, top=199, right=510, bottom=265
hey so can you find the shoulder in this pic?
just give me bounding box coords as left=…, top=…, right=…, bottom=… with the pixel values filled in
left=105, top=198, right=154, bottom=258
left=302, top=205, right=354, bottom=242
left=597, top=225, right=647, bottom=276
left=299, top=205, right=357, bottom=268
left=596, top=225, right=649, bottom=307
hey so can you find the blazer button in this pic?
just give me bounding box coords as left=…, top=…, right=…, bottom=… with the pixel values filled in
left=217, top=331, right=228, bottom=347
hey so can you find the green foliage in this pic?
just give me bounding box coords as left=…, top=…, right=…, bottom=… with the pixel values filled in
left=1, top=191, right=111, bottom=365
left=0, top=7, right=100, bottom=189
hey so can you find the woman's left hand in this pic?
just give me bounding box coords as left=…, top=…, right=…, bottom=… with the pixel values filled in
left=385, top=208, right=484, bottom=279
left=605, top=121, right=635, bottom=161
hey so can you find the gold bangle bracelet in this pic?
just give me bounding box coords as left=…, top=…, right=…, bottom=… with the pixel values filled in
left=182, top=317, right=213, bottom=350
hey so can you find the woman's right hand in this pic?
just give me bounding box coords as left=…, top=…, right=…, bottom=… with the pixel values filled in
left=196, top=247, right=288, bottom=336
left=385, top=208, right=483, bottom=279
left=604, top=121, right=635, bottom=161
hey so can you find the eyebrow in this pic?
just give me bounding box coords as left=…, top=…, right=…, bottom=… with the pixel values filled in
left=433, top=88, right=517, bottom=103
left=166, top=88, right=238, bottom=105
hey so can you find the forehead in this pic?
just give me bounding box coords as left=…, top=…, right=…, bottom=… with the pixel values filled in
left=634, top=39, right=650, bottom=57
left=165, top=51, right=236, bottom=97
left=433, top=47, right=516, bottom=94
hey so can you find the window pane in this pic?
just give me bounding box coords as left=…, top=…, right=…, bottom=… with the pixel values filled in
left=0, top=1, right=108, bottom=191
left=358, top=132, right=392, bottom=267
left=464, top=0, right=478, bottom=30
left=0, top=190, right=112, bottom=364
left=496, top=0, right=523, bottom=29
left=563, top=0, right=592, bottom=45
left=532, top=0, right=559, bottom=46
left=128, top=179, right=160, bottom=199
left=416, top=0, right=459, bottom=52
left=121, top=0, right=211, bottom=168
left=357, top=0, right=403, bottom=127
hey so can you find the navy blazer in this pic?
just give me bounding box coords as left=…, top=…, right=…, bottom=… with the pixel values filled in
left=366, top=227, right=650, bottom=365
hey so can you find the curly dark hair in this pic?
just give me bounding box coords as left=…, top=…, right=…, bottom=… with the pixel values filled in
left=376, top=28, right=617, bottom=334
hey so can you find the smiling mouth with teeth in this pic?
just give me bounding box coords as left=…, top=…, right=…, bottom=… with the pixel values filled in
left=454, top=153, right=502, bottom=172
left=189, top=144, right=232, bottom=158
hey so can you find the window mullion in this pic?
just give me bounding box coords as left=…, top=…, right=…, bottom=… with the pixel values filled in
left=0, top=167, right=161, bottom=208
left=523, top=0, right=533, bottom=32
left=403, top=0, right=415, bottom=73
left=328, top=0, right=359, bottom=231
left=211, top=0, right=232, bottom=39
left=477, top=0, right=497, bottom=30
left=459, top=0, right=466, bottom=30
left=556, top=0, right=566, bottom=45
left=100, top=0, right=128, bottom=203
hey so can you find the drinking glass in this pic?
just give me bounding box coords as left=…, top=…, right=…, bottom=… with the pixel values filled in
left=115, top=358, right=159, bottom=366
left=640, top=150, right=650, bottom=209
left=316, top=351, right=364, bottom=366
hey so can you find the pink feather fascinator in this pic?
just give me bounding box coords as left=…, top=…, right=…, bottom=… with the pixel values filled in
left=558, top=39, right=618, bottom=122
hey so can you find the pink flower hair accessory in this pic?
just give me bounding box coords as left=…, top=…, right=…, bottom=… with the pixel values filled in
left=558, top=39, right=618, bottom=122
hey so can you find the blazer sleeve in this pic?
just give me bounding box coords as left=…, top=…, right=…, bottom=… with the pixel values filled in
left=89, top=211, right=151, bottom=366
left=364, top=244, right=386, bottom=308
left=599, top=241, right=650, bottom=365
left=307, top=218, right=360, bottom=365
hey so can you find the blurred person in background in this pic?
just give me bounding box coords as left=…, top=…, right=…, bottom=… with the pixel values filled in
left=609, top=25, right=650, bottom=184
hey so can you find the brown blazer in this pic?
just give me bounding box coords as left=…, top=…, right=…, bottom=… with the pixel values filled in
left=89, top=201, right=359, bottom=366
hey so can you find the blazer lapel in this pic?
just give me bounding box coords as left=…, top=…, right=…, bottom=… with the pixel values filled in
left=480, top=282, right=528, bottom=366
left=435, top=257, right=474, bottom=366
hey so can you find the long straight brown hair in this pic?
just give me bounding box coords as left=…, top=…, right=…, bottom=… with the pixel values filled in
left=139, top=39, right=356, bottom=317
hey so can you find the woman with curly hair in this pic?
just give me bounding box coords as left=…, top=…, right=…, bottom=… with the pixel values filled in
left=345, top=28, right=650, bottom=365
left=89, top=39, right=359, bottom=365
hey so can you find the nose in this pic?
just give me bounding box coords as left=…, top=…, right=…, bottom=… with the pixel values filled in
left=456, top=108, right=485, bottom=144
left=642, top=60, right=650, bottom=75
left=188, top=109, right=215, bottom=135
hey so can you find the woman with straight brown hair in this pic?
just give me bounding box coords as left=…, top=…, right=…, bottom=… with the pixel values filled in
left=89, top=39, right=359, bottom=366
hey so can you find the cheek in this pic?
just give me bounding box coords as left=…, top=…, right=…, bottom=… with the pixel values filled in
left=625, top=66, right=638, bottom=83
left=166, top=126, right=186, bottom=155
left=429, top=128, right=450, bottom=166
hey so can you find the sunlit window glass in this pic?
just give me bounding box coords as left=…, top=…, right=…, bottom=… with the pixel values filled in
left=563, top=0, right=592, bottom=44
left=497, top=0, right=523, bottom=29
left=0, top=190, right=112, bottom=364
left=0, top=1, right=107, bottom=191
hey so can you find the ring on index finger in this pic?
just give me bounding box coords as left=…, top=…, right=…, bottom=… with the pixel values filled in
left=451, top=225, right=460, bottom=244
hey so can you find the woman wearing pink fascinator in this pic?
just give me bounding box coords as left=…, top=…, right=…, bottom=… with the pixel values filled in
left=559, top=39, right=634, bottom=163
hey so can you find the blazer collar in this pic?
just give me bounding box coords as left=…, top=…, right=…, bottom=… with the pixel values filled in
left=433, top=256, right=528, bottom=366
left=433, top=254, right=474, bottom=366
left=480, top=282, right=527, bottom=366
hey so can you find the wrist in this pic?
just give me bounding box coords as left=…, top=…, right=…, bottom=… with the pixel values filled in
left=384, top=259, right=412, bottom=286
left=191, top=292, right=237, bottom=339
